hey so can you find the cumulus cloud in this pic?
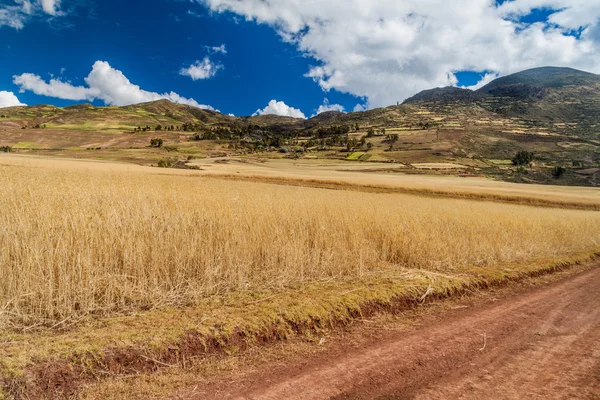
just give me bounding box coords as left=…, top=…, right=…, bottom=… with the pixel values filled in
left=200, top=0, right=600, bottom=108
left=180, top=57, right=222, bottom=80
left=253, top=99, right=306, bottom=119
left=0, top=0, right=62, bottom=29
left=13, top=61, right=215, bottom=109
left=13, top=73, right=92, bottom=100
left=312, top=98, right=345, bottom=117
left=462, top=72, right=500, bottom=91
left=0, top=91, right=26, bottom=108
left=39, top=0, right=60, bottom=16
left=497, top=0, right=600, bottom=29
left=353, top=104, right=367, bottom=112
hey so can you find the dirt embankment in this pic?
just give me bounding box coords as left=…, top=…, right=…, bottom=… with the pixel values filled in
left=184, top=267, right=600, bottom=400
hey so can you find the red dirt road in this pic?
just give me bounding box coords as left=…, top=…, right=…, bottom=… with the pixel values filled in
left=185, top=267, right=600, bottom=400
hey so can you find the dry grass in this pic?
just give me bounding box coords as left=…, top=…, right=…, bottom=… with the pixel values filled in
left=1, top=160, right=600, bottom=328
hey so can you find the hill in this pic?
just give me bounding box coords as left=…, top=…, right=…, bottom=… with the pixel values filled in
left=403, top=67, right=600, bottom=137
left=0, top=66, right=598, bottom=186
left=478, top=67, right=600, bottom=97
left=403, top=86, right=481, bottom=104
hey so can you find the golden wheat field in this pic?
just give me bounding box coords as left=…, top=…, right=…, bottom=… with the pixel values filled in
left=1, top=156, right=600, bottom=327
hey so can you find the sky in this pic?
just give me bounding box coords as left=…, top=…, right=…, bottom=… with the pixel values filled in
left=0, top=0, right=599, bottom=118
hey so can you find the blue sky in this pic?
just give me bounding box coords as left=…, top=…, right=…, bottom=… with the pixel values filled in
left=1, top=0, right=598, bottom=117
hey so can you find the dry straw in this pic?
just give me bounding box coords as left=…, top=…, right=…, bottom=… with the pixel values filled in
left=1, top=163, right=599, bottom=325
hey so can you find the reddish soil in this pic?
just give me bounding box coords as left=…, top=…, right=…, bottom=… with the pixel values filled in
left=183, top=267, right=600, bottom=400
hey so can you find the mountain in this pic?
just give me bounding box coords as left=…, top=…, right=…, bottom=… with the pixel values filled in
left=478, top=67, right=600, bottom=98
left=405, top=67, right=600, bottom=103
left=403, top=67, right=600, bottom=139
left=403, top=86, right=481, bottom=104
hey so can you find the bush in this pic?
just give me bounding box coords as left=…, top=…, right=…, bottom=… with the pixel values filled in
left=552, top=166, right=566, bottom=179
left=157, top=159, right=172, bottom=168
left=512, top=151, right=534, bottom=166
left=516, top=166, right=528, bottom=175
left=150, top=138, right=163, bottom=148
left=0, top=146, right=12, bottom=153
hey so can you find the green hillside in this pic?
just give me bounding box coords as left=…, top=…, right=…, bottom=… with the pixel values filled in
left=1, top=67, right=599, bottom=186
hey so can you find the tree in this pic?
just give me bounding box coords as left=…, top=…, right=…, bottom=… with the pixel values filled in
left=156, top=124, right=163, bottom=131
left=552, top=166, right=566, bottom=179
left=366, top=142, right=373, bottom=151
left=381, top=128, right=386, bottom=135
left=366, top=128, right=375, bottom=138
left=512, top=151, right=534, bottom=166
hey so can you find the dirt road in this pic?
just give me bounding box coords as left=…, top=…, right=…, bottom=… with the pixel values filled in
left=184, top=267, right=600, bottom=400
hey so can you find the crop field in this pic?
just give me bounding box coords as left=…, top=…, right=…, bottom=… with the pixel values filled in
left=1, top=155, right=599, bottom=399
left=1, top=155, right=600, bottom=327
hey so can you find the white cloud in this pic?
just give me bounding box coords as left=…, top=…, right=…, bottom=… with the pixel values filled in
left=353, top=103, right=367, bottom=112
left=187, top=9, right=203, bottom=18
left=311, top=98, right=345, bottom=117
left=39, top=0, right=60, bottom=16
left=13, top=73, right=92, bottom=100
left=207, top=44, right=227, bottom=54
left=0, top=0, right=62, bottom=29
left=13, top=61, right=215, bottom=110
left=0, top=1, right=31, bottom=29
left=180, top=57, right=222, bottom=80
left=200, top=0, right=600, bottom=108
left=253, top=99, right=306, bottom=119
left=462, top=72, right=500, bottom=91
left=497, top=1, right=600, bottom=30
left=0, top=91, right=26, bottom=108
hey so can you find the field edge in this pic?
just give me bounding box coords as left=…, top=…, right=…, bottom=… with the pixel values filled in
left=2, top=251, right=599, bottom=399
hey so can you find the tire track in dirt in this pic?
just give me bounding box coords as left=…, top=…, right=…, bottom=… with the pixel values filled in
left=183, top=267, right=600, bottom=400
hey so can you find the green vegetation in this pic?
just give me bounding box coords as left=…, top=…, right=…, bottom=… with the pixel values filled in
left=149, top=138, right=163, bottom=148
left=553, top=166, right=566, bottom=179
left=0, top=67, right=598, bottom=186
left=346, top=151, right=365, bottom=160
left=512, top=151, right=535, bottom=166
left=12, top=142, right=45, bottom=149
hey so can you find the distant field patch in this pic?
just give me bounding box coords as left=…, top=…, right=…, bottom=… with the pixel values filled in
left=12, top=142, right=46, bottom=149
left=346, top=152, right=365, bottom=160
left=412, top=163, right=468, bottom=169
left=489, top=159, right=513, bottom=165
